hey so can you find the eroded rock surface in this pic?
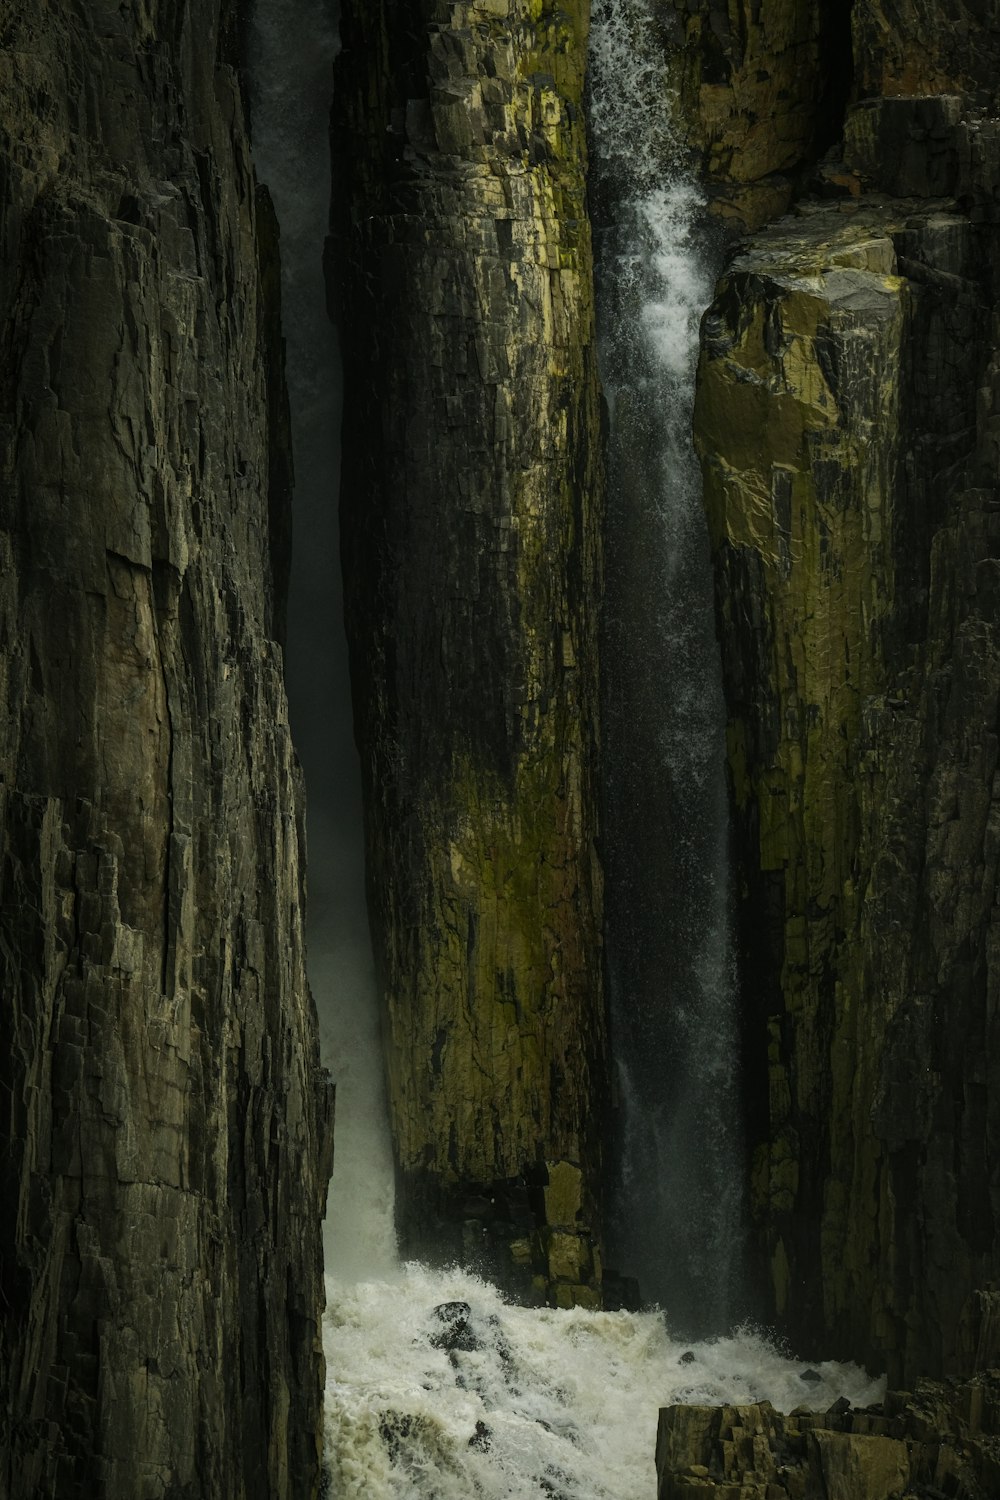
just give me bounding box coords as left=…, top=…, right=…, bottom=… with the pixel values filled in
left=331, top=0, right=607, bottom=1302
left=656, top=1374, right=1000, bottom=1499
left=697, top=126, right=1000, bottom=1382
left=0, top=5, right=331, bottom=1496
left=665, top=0, right=853, bottom=228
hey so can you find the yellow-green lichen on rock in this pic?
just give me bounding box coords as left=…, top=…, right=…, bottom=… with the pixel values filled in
left=332, top=0, right=606, bottom=1302
left=665, top=1, right=851, bottom=229
left=696, top=202, right=907, bottom=1355
left=698, top=185, right=1000, bottom=1380
left=698, top=206, right=904, bottom=992
left=656, top=1376, right=1000, bottom=1498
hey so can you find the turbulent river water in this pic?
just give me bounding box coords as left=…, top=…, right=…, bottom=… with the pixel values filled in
left=248, top=1, right=884, bottom=1493
left=322, top=1265, right=883, bottom=1499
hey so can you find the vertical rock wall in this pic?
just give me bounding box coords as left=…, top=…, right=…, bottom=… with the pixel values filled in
left=665, top=0, right=853, bottom=228
left=0, top=4, right=331, bottom=1496
left=689, top=0, right=1000, bottom=1380
left=331, top=0, right=607, bottom=1302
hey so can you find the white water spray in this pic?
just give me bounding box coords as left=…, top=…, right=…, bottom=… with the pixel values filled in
left=323, top=1265, right=883, bottom=1499
left=588, top=0, right=744, bottom=1330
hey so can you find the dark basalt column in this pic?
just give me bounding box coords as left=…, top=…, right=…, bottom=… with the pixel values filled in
left=0, top=4, right=332, bottom=1495
left=688, top=0, right=1000, bottom=1384
left=331, top=0, right=608, bottom=1303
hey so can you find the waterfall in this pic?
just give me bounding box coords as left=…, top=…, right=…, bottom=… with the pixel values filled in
left=588, top=0, right=744, bottom=1332
left=322, top=1266, right=883, bottom=1499
left=246, top=0, right=396, bottom=1282
left=246, top=4, right=884, bottom=1492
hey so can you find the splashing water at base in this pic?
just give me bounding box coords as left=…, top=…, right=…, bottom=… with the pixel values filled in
left=322, top=1265, right=884, bottom=1499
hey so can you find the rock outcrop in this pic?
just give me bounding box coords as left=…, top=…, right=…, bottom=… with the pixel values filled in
left=656, top=1374, right=1000, bottom=1499
left=0, top=5, right=331, bottom=1496
left=665, top=0, right=854, bottom=229
left=330, top=0, right=607, bottom=1303
left=691, top=2, right=1000, bottom=1382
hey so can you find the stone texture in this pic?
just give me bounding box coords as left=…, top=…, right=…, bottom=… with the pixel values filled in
left=696, top=181, right=1000, bottom=1379
left=0, top=4, right=331, bottom=1496
left=656, top=1374, right=1000, bottom=1498
left=330, top=0, right=606, bottom=1302
left=663, top=1, right=1000, bottom=231
left=665, top=1, right=853, bottom=228
left=851, top=0, right=1000, bottom=103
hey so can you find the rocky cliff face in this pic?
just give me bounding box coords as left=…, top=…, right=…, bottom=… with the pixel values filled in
left=656, top=1373, right=1000, bottom=1499
left=688, top=1, right=1000, bottom=1382
left=667, top=0, right=853, bottom=229
left=331, top=0, right=607, bottom=1303
left=0, top=5, right=331, bottom=1496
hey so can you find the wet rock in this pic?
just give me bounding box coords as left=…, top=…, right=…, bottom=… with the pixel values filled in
left=697, top=185, right=1000, bottom=1381
left=431, top=1302, right=482, bottom=1353
left=378, top=1412, right=422, bottom=1464
left=331, top=0, right=607, bottom=1304
left=601, top=1269, right=642, bottom=1312
left=666, top=0, right=852, bottom=229
left=800, top=1369, right=823, bottom=1384
left=469, top=1420, right=492, bottom=1452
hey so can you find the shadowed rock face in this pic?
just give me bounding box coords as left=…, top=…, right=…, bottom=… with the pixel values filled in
left=0, top=4, right=331, bottom=1496
left=687, top=1, right=1000, bottom=1384
left=852, top=0, right=1000, bottom=101
left=331, top=0, right=607, bottom=1303
left=656, top=1374, right=1000, bottom=1500
left=663, top=0, right=854, bottom=229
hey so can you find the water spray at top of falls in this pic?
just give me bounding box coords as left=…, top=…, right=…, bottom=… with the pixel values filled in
left=587, top=0, right=745, bottom=1334
left=587, top=0, right=711, bottom=393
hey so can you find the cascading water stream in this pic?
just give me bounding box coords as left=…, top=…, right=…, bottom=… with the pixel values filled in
left=246, top=0, right=396, bottom=1281
left=247, top=4, right=883, bottom=1494
left=588, top=0, right=744, bottom=1332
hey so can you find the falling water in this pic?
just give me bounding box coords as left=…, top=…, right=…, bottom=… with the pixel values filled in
left=247, top=3, right=883, bottom=1492
left=588, top=0, right=744, bottom=1331
left=246, top=0, right=396, bottom=1281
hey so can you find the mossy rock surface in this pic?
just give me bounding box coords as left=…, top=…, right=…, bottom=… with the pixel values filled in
left=332, top=0, right=607, bottom=1296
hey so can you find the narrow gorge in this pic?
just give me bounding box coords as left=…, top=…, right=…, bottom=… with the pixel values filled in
left=1, top=1, right=999, bottom=1497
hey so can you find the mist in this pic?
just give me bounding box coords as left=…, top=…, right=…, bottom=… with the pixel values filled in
left=247, top=0, right=396, bottom=1278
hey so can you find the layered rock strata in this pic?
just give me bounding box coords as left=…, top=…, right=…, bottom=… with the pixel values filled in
left=331, top=0, right=607, bottom=1302
left=656, top=1373, right=1000, bottom=1499
left=665, top=0, right=854, bottom=229
left=693, top=5, right=1000, bottom=1383
left=0, top=5, right=331, bottom=1496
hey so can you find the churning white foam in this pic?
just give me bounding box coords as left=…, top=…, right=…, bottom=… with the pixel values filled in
left=322, top=1264, right=884, bottom=1499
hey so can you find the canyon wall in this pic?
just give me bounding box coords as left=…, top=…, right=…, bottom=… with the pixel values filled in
left=0, top=4, right=331, bottom=1496
left=330, top=0, right=1000, bottom=1367
left=686, top=1, right=1000, bottom=1381
left=330, top=0, right=607, bottom=1303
